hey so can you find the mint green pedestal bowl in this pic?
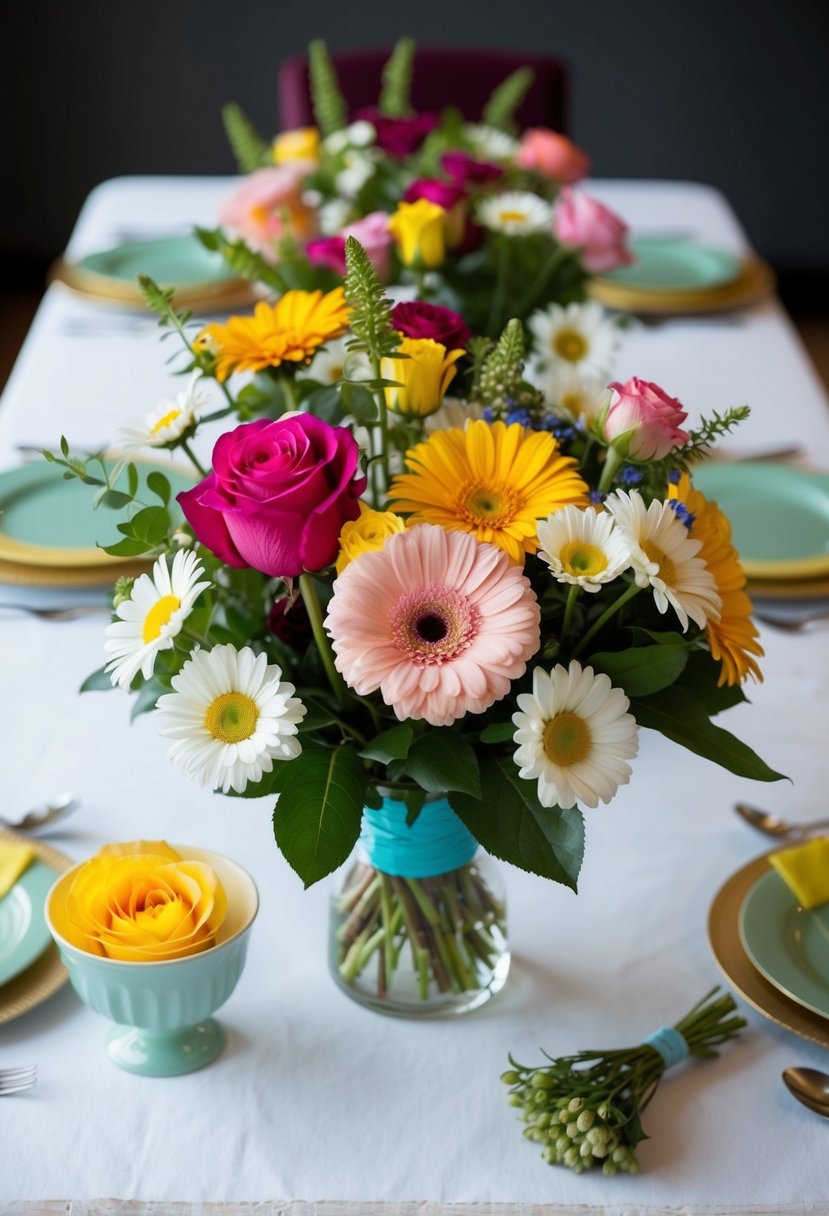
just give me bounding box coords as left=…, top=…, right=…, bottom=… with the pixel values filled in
left=46, top=846, right=259, bottom=1077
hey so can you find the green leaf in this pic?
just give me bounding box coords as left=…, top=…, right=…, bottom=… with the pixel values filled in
left=101, top=537, right=151, bottom=557
left=674, top=649, right=747, bottom=715
left=360, top=725, right=414, bottom=764
left=302, top=383, right=345, bottom=425
left=363, top=785, right=383, bottom=810
left=631, top=687, right=786, bottom=782
left=79, top=666, right=115, bottom=693
left=404, top=787, right=426, bottom=825
left=222, top=102, right=270, bottom=173
left=481, top=66, right=535, bottom=133
left=590, top=643, right=689, bottom=697
left=128, top=505, right=170, bottom=547
left=449, top=757, right=585, bottom=889
left=130, top=678, right=167, bottom=722
left=94, top=488, right=134, bottom=510
left=126, top=462, right=139, bottom=498
left=378, top=37, right=415, bottom=117
left=405, top=731, right=481, bottom=798
left=480, top=722, right=516, bottom=744
left=147, top=471, right=172, bottom=506
left=60, top=435, right=69, bottom=457
left=272, top=744, right=368, bottom=887
left=308, top=39, right=347, bottom=136
left=338, top=381, right=378, bottom=424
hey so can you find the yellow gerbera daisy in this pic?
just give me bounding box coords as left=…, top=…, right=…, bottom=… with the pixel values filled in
left=199, top=288, right=350, bottom=382
left=389, top=420, right=589, bottom=564
left=670, top=473, right=764, bottom=686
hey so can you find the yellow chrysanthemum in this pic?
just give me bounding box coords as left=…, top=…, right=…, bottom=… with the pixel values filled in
left=671, top=473, right=763, bottom=686
left=199, top=288, right=350, bottom=382
left=335, top=504, right=406, bottom=574
left=389, top=420, right=589, bottom=564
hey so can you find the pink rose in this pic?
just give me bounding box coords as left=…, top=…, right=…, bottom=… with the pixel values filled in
left=178, top=416, right=366, bottom=577
left=517, top=128, right=590, bottom=185
left=219, top=166, right=316, bottom=258
left=553, top=188, right=634, bottom=273
left=441, top=150, right=504, bottom=186
left=390, top=301, right=471, bottom=350
left=342, top=211, right=393, bottom=282
left=603, top=378, right=690, bottom=461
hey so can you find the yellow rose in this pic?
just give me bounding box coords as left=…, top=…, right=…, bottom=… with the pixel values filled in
left=58, top=841, right=227, bottom=962
left=382, top=337, right=465, bottom=417
left=336, top=504, right=406, bottom=574
left=387, top=199, right=447, bottom=269
left=273, top=126, right=320, bottom=165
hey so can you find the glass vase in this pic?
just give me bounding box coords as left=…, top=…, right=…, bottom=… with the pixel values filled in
left=329, top=795, right=509, bottom=1017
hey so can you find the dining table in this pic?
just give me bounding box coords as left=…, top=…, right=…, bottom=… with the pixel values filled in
left=1, top=175, right=829, bottom=1216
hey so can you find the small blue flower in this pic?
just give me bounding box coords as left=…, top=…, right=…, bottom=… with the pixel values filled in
left=668, top=469, right=681, bottom=484
left=620, top=466, right=644, bottom=485
left=505, top=407, right=532, bottom=427
left=589, top=490, right=607, bottom=505
left=483, top=407, right=496, bottom=424
left=667, top=498, right=695, bottom=530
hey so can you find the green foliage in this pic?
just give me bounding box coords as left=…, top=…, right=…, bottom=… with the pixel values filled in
left=222, top=102, right=270, bottom=173
left=645, top=406, right=752, bottom=490
left=475, top=318, right=527, bottom=408
left=80, top=666, right=116, bottom=693
left=404, top=732, right=481, bottom=798
left=590, top=642, right=689, bottom=698
left=360, top=725, right=414, bottom=764
left=378, top=37, right=415, bottom=117
left=343, top=235, right=399, bottom=361
left=272, top=743, right=368, bottom=886
left=194, top=228, right=287, bottom=294
left=482, top=67, right=535, bottom=133
left=309, top=39, right=347, bottom=137
left=450, top=757, right=585, bottom=889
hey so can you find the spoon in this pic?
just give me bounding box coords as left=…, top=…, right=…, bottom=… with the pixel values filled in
left=0, top=792, right=80, bottom=833
left=782, top=1067, right=829, bottom=1117
left=734, top=803, right=829, bottom=839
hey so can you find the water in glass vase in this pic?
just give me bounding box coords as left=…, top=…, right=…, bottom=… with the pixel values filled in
left=329, top=796, right=509, bottom=1017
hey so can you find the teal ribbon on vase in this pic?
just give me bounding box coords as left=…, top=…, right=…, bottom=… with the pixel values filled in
left=359, top=796, right=478, bottom=878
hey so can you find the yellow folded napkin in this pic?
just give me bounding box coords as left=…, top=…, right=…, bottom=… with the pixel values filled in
left=0, top=840, right=35, bottom=899
left=770, top=837, right=829, bottom=909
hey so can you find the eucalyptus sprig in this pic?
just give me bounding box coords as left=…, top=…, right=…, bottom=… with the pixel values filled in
left=502, top=988, right=746, bottom=1175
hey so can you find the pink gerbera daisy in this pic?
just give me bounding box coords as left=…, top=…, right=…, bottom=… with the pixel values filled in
left=326, top=523, right=541, bottom=727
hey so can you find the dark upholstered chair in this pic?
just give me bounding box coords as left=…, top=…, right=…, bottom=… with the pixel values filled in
left=278, top=47, right=568, bottom=134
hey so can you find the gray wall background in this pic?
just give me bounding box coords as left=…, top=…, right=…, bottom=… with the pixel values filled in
left=4, top=0, right=828, bottom=296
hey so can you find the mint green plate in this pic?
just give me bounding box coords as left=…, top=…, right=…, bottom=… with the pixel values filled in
left=0, top=861, right=58, bottom=986
left=78, top=235, right=234, bottom=289
left=0, top=460, right=195, bottom=569
left=606, top=237, right=741, bottom=291
left=693, top=462, right=829, bottom=580
left=739, top=869, right=829, bottom=1019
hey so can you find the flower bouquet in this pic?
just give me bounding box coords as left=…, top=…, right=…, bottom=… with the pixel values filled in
left=199, top=38, right=633, bottom=343
left=49, top=219, right=782, bottom=1016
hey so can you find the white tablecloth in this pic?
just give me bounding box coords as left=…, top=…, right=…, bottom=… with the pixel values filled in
left=1, top=178, right=829, bottom=1212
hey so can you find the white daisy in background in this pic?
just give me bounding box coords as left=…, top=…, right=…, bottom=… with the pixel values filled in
left=526, top=362, right=610, bottom=429
left=605, top=489, right=722, bottom=631
left=528, top=301, right=619, bottom=379
left=424, top=396, right=487, bottom=434
left=536, top=505, right=632, bottom=593
left=477, top=191, right=554, bottom=237
left=317, top=198, right=352, bottom=236
left=335, top=150, right=378, bottom=199
left=104, top=551, right=210, bottom=689
left=323, top=121, right=377, bottom=155
left=512, top=661, right=639, bottom=809
left=463, top=123, right=519, bottom=161
left=113, top=373, right=207, bottom=453
left=304, top=336, right=371, bottom=386
left=156, top=643, right=306, bottom=795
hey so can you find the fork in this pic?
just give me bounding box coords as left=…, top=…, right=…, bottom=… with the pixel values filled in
left=0, top=603, right=110, bottom=622
left=0, top=1066, right=37, bottom=1095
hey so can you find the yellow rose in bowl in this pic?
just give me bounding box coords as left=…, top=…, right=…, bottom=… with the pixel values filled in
left=56, top=841, right=227, bottom=962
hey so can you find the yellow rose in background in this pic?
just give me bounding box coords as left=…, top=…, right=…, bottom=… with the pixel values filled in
left=336, top=504, right=406, bottom=574
left=382, top=337, right=465, bottom=417
left=58, top=841, right=227, bottom=962
left=273, top=126, right=320, bottom=165
left=387, top=199, right=447, bottom=269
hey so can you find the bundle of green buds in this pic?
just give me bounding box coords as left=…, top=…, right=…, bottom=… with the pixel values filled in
left=501, top=988, right=746, bottom=1175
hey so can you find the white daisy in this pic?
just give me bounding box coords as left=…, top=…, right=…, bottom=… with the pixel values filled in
left=104, top=550, right=210, bottom=689
left=317, top=198, right=352, bottom=236
left=512, top=661, right=638, bottom=809
left=113, top=373, right=207, bottom=453
left=463, top=123, right=519, bottom=162
left=304, top=336, right=371, bottom=386
left=335, top=150, right=377, bottom=199
left=323, top=121, right=377, bottom=155
left=477, top=191, right=554, bottom=236
left=156, top=643, right=306, bottom=795
left=526, top=362, right=610, bottom=428
left=424, top=396, right=486, bottom=434
left=604, top=489, right=722, bottom=631
left=528, top=301, right=619, bottom=378
left=536, top=505, right=632, bottom=593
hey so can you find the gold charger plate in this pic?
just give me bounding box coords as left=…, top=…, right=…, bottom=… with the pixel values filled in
left=747, top=574, right=829, bottom=601
left=0, top=830, right=73, bottom=1025
left=708, top=848, right=829, bottom=1049
left=50, top=257, right=256, bottom=313
left=589, top=255, right=776, bottom=315
left=0, top=553, right=149, bottom=588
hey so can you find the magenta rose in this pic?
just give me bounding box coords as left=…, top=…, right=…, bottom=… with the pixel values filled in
left=390, top=301, right=471, bottom=350
left=178, top=415, right=366, bottom=578
left=356, top=109, right=439, bottom=157
left=441, top=150, right=504, bottom=185
left=553, top=188, right=634, bottom=273
left=603, top=378, right=690, bottom=461
left=306, top=235, right=347, bottom=276
left=403, top=178, right=466, bottom=211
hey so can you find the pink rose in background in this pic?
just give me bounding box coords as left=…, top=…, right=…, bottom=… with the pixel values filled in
left=390, top=301, right=471, bottom=350
left=553, top=188, right=634, bottom=273
left=178, top=415, right=366, bottom=578
left=342, top=211, right=393, bottom=282
left=356, top=109, right=438, bottom=157
left=603, top=378, right=690, bottom=461
left=517, top=128, right=590, bottom=184
left=306, top=235, right=347, bottom=277
left=219, top=165, right=315, bottom=258
left=441, top=150, right=504, bottom=186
